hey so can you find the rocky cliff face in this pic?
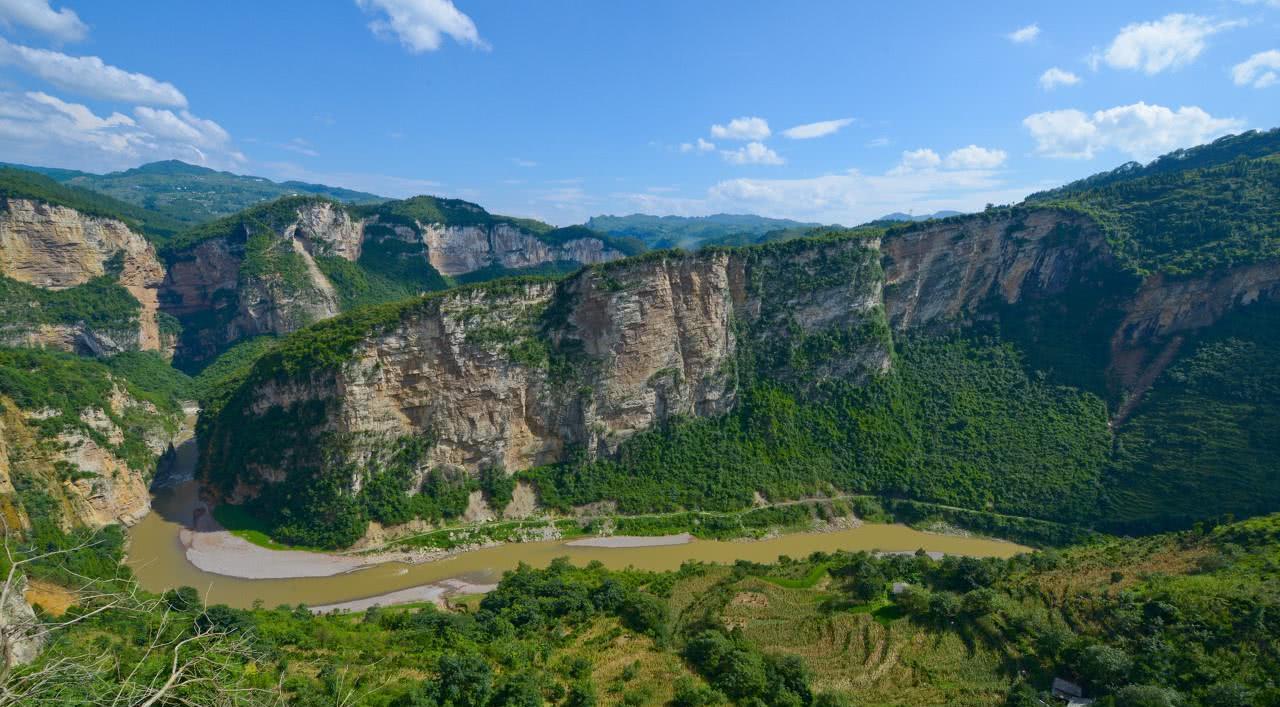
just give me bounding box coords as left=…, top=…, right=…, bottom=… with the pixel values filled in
left=0, top=388, right=183, bottom=531
left=882, top=209, right=1111, bottom=330
left=160, top=201, right=627, bottom=366
left=881, top=208, right=1280, bottom=406
left=0, top=198, right=167, bottom=354
left=160, top=202, right=346, bottom=365
left=419, top=222, right=624, bottom=276
left=203, top=238, right=888, bottom=501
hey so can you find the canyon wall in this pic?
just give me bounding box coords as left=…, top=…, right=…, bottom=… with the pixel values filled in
left=0, top=198, right=166, bottom=355
left=202, top=238, right=888, bottom=499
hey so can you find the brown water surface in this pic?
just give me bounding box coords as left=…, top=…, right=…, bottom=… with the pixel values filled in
left=127, top=480, right=1028, bottom=609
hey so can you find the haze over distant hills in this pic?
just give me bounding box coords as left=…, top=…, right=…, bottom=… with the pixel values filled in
left=0, top=159, right=386, bottom=228
left=874, top=210, right=965, bottom=223
left=584, top=213, right=829, bottom=249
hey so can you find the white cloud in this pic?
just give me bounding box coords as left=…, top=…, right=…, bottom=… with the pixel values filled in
left=720, top=141, right=784, bottom=166
left=703, top=167, right=1027, bottom=226
left=679, top=137, right=715, bottom=153
left=1007, top=23, right=1040, bottom=43
left=355, top=0, right=486, bottom=53
left=710, top=116, right=770, bottom=141
left=512, top=158, right=537, bottom=168
left=945, top=145, right=1007, bottom=169
left=1232, top=49, right=1280, bottom=88
left=1101, top=14, right=1242, bottom=74
left=0, top=90, right=243, bottom=171
left=0, top=38, right=187, bottom=106
left=1024, top=102, right=1243, bottom=160
left=865, top=137, right=890, bottom=148
left=133, top=106, right=231, bottom=149
left=782, top=118, right=854, bottom=139
left=1039, top=67, right=1081, bottom=90
left=897, top=148, right=941, bottom=171
left=0, top=0, right=87, bottom=42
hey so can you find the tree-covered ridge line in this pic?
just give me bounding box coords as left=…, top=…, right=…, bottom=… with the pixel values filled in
left=0, top=167, right=187, bottom=240
left=2, top=158, right=387, bottom=230
left=1027, top=128, right=1280, bottom=201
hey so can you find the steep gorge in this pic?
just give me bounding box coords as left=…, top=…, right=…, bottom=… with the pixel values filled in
left=201, top=200, right=1280, bottom=545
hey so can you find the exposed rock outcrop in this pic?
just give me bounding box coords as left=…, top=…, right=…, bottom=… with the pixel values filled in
left=881, top=208, right=1280, bottom=404
left=202, top=238, right=888, bottom=498
left=160, top=200, right=627, bottom=366
left=0, top=198, right=167, bottom=354
left=882, top=209, right=1110, bottom=331
left=160, top=202, right=345, bottom=365
left=0, top=388, right=183, bottom=531
left=419, top=223, right=624, bottom=276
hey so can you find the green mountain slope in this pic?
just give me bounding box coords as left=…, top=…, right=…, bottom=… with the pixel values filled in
left=0, top=167, right=187, bottom=240
left=2, top=159, right=387, bottom=232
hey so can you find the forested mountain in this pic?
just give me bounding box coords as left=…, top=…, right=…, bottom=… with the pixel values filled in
left=194, top=129, right=1280, bottom=549
left=585, top=213, right=827, bottom=249
left=1, top=159, right=387, bottom=229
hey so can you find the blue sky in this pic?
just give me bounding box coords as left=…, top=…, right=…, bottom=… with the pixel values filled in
left=1, top=1, right=1278, bottom=225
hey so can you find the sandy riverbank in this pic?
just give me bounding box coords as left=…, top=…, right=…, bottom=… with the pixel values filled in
left=178, top=491, right=433, bottom=579
left=309, top=578, right=498, bottom=613
left=565, top=533, right=693, bottom=548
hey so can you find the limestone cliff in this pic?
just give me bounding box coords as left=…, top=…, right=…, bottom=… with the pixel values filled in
left=160, top=200, right=345, bottom=365
left=880, top=207, right=1280, bottom=405
left=0, top=198, right=167, bottom=355
left=201, top=237, right=888, bottom=500
left=161, top=198, right=628, bottom=366
left=419, top=222, right=624, bottom=276
left=0, top=387, right=183, bottom=531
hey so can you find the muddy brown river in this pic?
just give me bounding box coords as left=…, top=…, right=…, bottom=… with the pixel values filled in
left=126, top=480, right=1029, bottom=609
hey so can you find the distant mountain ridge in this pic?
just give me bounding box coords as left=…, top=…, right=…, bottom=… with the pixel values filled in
left=0, top=159, right=387, bottom=229
left=873, top=210, right=964, bottom=223
left=585, top=213, right=828, bottom=249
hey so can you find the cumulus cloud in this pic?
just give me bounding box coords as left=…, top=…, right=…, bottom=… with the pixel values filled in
left=1232, top=49, right=1280, bottom=88
left=945, top=145, right=1007, bottom=169
left=1039, top=67, right=1081, bottom=90
left=355, top=0, right=486, bottom=53
left=1023, top=102, right=1243, bottom=160
left=0, top=38, right=187, bottom=107
left=721, top=141, right=783, bottom=165
left=782, top=118, right=854, bottom=139
left=0, top=0, right=87, bottom=42
left=896, top=148, right=941, bottom=171
left=679, top=137, right=715, bottom=153
left=133, top=106, right=231, bottom=149
left=1007, top=23, right=1040, bottom=43
left=1100, top=14, right=1242, bottom=74
left=0, top=90, right=243, bottom=171
left=702, top=167, right=1028, bottom=226
left=710, top=116, right=770, bottom=141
